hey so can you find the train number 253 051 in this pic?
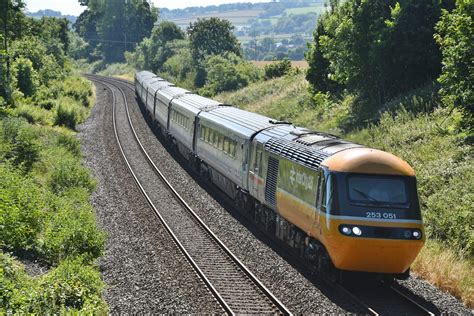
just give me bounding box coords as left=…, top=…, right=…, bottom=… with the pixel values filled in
left=366, top=212, right=397, bottom=219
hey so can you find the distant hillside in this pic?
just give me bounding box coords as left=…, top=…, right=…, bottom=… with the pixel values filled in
left=160, top=0, right=326, bottom=61
left=27, top=9, right=77, bottom=24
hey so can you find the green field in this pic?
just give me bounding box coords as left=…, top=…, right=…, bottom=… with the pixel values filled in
left=285, top=4, right=326, bottom=15
left=169, top=9, right=264, bottom=27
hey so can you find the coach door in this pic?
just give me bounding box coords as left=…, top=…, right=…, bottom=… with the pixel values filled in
left=249, top=141, right=264, bottom=201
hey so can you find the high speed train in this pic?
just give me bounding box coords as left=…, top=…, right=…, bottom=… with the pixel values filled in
left=135, top=70, right=425, bottom=280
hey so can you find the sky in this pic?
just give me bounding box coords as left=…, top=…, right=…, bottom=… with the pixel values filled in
left=25, top=0, right=272, bottom=16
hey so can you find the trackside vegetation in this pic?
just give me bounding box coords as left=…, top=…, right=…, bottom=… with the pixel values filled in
left=1, top=1, right=107, bottom=313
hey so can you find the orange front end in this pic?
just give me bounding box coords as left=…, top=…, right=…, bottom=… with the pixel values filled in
left=321, top=219, right=425, bottom=274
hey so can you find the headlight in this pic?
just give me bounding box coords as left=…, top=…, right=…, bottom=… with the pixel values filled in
left=413, top=230, right=422, bottom=239
left=342, top=227, right=351, bottom=235
left=352, top=226, right=362, bottom=236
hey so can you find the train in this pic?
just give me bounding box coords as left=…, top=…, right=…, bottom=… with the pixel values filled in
left=134, top=70, right=425, bottom=281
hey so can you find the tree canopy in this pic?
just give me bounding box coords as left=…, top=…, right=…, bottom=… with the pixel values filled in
left=74, top=0, right=157, bottom=63
left=187, top=17, right=241, bottom=87
left=306, top=0, right=455, bottom=124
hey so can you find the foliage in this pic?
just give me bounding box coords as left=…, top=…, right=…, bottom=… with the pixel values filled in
left=199, top=53, right=261, bottom=96
left=42, top=189, right=104, bottom=265
left=75, top=0, right=157, bottom=63
left=160, top=47, right=196, bottom=90
left=11, top=57, right=39, bottom=97
left=306, top=0, right=452, bottom=126
left=0, top=118, right=40, bottom=172
left=435, top=0, right=473, bottom=137
left=55, top=103, right=80, bottom=130
left=127, top=23, right=186, bottom=73
left=264, top=59, right=292, bottom=80
left=187, top=18, right=242, bottom=87
left=49, top=155, right=95, bottom=195
left=0, top=164, right=45, bottom=253
left=1, top=253, right=107, bottom=314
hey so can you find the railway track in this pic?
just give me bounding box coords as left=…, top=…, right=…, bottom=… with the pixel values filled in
left=338, top=281, right=437, bottom=315
left=87, top=75, right=291, bottom=315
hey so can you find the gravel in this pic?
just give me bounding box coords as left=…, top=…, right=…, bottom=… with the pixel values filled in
left=77, top=81, right=221, bottom=314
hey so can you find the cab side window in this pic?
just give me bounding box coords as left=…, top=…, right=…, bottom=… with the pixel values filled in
left=317, top=170, right=326, bottom=213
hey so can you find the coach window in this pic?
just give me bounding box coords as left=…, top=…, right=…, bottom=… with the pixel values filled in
left=218, top=134, right=224, bottom=150
left=224, top=137, right=230, bottom=154
left=229, top=141, right=236, bottom=158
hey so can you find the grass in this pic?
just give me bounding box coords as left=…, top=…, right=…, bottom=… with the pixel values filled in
left=251, top=60, right=309, bottom=69
left=285, top=4, right=326, bottom=15
left=412, top=241, right=473, bottom=308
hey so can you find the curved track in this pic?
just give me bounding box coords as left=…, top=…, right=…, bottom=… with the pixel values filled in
left=87, top=75, right=291, bottom=315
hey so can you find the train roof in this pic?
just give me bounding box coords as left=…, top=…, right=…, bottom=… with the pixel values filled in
left=171, top=94, right=222, bottom=115
left=136, top=71, right=157, bottom=82
left=148, top=80, right=174, bottom=94
left=156, top=86, right=189, bottom=105
left=199, top=106, right=277, bottom=139
left=323, top=148, right=415, bottom=176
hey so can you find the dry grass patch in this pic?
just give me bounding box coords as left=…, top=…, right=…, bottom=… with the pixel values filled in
left=251, top=60, right=309, bottom=69
left=412, top=241, right=473, bottom=308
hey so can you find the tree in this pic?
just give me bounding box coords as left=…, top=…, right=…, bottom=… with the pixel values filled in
left=187, top=18, right=241, bottom=86
left=199, top=52, right=259, bottom=96
left=435, top=0, right=473, bottom=134
left=306, top=0, right=453, bottom=125
left=75, top=0, right=157, bottom=63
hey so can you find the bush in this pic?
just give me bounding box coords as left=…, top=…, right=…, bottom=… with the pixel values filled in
left=264, top=58, right=292, bottom=80
left=12, top=57, right=39, bottom=97
left=49, top=156, right=95, bottom=195
left=12, top=104, right=52, bottom=125
left=36, top=258, right=107, bottom=314
left=56, top=133, right=81, bottom=156
left=41, top=189, right=105, bottom=265
left=54, top=103, right=79, bottom=130
left=0, top=252, right=38, bottom=314
left=61, top=77, right=93, bottom=108
left=0, top=118, right=40, bottom=172
left=0, top=165, right=45, bottom=253
left=0, top=253, right=108, bottom=314
left=200, top=53, right=260, bottom=96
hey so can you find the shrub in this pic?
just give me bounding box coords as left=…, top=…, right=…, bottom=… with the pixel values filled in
left=41, top=189, right=105, bottom=265
left=12, top=104, right=52, bottom=125
left=264, top=58, right=292, bottom=80
left=49, top=156, right=95, bottom=195
left=0, top=165, right=45, bottom=252
left=56, top=133, right=82, bottom=157
left=61, top=77, right=93, bottom=108
left=200, top=53, right=260, bottom=96
left=0, top=253, right=108, bottom=314
left=55, top=103, right=79, bottom=130
left=0, top=252, right=38, bottom=314
left=36, top=257, right=107, bottom=314
left=12, top=57, right=39, bottom=97
left=0, top=118, right=40, bottom=172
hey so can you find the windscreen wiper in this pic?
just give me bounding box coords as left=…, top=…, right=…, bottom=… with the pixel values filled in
left=352, top=188, right=380, bottom=203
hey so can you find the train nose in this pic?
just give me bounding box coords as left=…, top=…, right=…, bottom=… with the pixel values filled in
left=327, top=224, right=425, bottom=274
